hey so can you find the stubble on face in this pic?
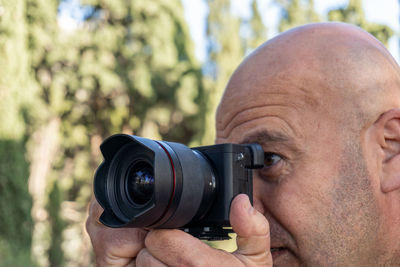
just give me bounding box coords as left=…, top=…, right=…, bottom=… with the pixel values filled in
left=301, top=136, right=383, bottom=266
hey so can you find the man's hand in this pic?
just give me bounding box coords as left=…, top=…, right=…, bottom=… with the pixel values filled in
left=86, top=194, right=272, bottom=266
left=86, top=198, right=148, bottom=266
left=136, top=194, right=272, bottom=266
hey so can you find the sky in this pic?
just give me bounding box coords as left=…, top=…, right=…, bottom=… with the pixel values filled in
left=181, top=0, right=400, bottom=62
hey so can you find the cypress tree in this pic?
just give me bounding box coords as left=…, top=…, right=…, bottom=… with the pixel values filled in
left=24, top=0, right=65, bottom=265
left=328, top=0, right=393, bottom=46
left=202, top=0, right=244, bottom=145
left=244, top=0, right=268, bottom=53
left=277, top=0, right=320, bottom=32
left=26, top=0, right=205, bottom=265
left=0, top=0, right=34, bottom=265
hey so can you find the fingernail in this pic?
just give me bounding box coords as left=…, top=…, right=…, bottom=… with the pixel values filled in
left=244, top=195, right=255, bottom=215
left=248, top=204, right=256, bottom=215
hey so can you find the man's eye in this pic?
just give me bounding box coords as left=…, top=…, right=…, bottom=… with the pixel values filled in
left=264, top=152, right=282, bottom=168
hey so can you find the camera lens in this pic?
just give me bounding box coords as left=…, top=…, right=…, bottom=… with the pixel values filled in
left=126, top=161, right=155, bottom=205
left=94, top=134, right=218, bottom=229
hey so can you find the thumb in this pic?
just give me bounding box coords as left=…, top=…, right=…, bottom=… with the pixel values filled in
left=230, top=194, right=273, bottom=266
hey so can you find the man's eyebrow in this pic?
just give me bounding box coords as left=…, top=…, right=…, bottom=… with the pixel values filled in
left=239, top=130, right=292, bottom=145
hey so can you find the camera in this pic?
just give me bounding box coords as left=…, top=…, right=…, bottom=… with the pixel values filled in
left=94, top=134, right=264, bottom=240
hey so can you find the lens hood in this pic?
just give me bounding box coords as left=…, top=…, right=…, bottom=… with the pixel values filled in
left=94, top=134, right=216, bottom=229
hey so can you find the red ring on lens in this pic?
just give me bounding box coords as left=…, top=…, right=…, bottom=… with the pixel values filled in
left=155, top=141, right=176, bottom=223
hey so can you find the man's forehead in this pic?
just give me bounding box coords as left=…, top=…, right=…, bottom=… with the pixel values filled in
left=216, top=31, right=329, bottom=132
left=216, top=65, right=322, bottom=137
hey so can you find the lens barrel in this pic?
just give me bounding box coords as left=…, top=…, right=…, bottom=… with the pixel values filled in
left=94, top=134, right=216, bottom=229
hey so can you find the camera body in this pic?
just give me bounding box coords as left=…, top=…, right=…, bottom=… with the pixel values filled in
left=187, top=143, right=259, bottom=227
left=94, top=134, right=264, bottom=240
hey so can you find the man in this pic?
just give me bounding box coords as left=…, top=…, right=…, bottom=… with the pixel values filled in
left=86, top=22, right=400, bottom=266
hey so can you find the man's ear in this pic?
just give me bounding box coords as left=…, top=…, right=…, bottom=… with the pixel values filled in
left=375, top=108, right=400, bottom=193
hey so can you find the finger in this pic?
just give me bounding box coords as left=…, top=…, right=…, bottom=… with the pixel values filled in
left=87, top=196, right=104, bottom=225
left=145, top=229, right=242, bottom=266
left=86, top=198, right=148, bottom=266
left=136, top=248, right=167, bottom=267
left=230, top=194, right=273, bottom=265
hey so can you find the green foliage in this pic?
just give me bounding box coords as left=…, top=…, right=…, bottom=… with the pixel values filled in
left=0, top=0, right=34, bottom=265
left=202, top=0, right=244, bottom=144
left=57, top=0, right=206, bottom=143
left=23, top=0, right=206, bottom=265
left=249, top=0, right=267, bottom=49
left=328, top=0, right=393, bottom=46
left=0, top=140, right=33, bottom=265
left=47, top=182, right=65, bottom=267
left=0, top=240, right=36, bottom=267
left=0, top=0, right=34, bottom=139
left=277, top=0, right=320, bottom=32
left=243, top=0, right=268, bottom=54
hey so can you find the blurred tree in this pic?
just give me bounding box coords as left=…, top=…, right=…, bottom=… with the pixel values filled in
left=47, top=183, right=65, bottom=267
left=0, top=0, right=35, bottom=265
left=277, top=0, right=320, bottom=32
left=328, top=0, right=393, bottom=46
left=23, top=0, right=206, bottom=265
left=202, top=0, right=244, bottom=145
left=24, top=0, right=64, bottom=265
left=243, top=0, right=268, bottom=53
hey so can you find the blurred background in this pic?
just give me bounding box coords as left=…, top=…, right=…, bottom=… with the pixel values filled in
left=0, top=0, right=398, bottom=266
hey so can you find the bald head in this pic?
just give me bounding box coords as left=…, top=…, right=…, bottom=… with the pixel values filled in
left=215, top=23, right=400, bottom=265
left=217, top=22, right=400, bottom=141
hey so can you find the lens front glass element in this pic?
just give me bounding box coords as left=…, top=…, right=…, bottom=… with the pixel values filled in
left=126, top=161, right=155, bottom=205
